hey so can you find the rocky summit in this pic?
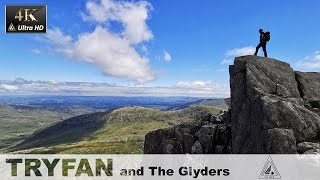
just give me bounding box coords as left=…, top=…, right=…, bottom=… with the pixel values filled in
left=144, top=55, right=320, bottom=154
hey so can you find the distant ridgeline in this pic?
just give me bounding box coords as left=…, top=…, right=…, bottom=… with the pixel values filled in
left=144, top=55, right=320, bottom=154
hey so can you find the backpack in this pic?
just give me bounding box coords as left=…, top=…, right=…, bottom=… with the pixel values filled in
left=264, top=32, right=270, bottom=41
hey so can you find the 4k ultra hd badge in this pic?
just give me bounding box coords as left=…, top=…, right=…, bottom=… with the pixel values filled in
left=5, top=5, right=47, bottom=33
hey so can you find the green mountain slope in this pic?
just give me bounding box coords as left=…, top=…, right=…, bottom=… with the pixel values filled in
left=9, top=106, right=221, bottom=154
left=0, top=105, right=104, bottom=150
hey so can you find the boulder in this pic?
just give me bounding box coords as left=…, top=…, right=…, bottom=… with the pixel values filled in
left=191, top=141, right=203, bottom=154
left=297, top=142, right=320, bottom=153
left=195, top=125, right=217, bottom=153
left=144, top=123, right=200, bottom=154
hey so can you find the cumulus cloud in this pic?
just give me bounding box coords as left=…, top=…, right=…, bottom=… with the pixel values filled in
left=0, top=84, right=19, bottom=91
left=82, top=0, right=153, bottom=44
left=163, top=51, right=172, bottom=62
left=175, top=81, right=229, bottom=97
left=0, top=78, right=230, bottom=98
left=296, top=51, right=320, bottom=70
left=226, top=46, right=255, bottom=57
left=220, top=46, right=255, bottom=65
left=45, top=0, right=155, bottom=83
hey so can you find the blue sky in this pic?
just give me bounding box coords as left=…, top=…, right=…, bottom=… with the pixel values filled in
left=0, top=0, right=320, bottom=97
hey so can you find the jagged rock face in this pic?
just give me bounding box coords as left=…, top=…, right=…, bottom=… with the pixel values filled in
left=230, top=56, right=320, bottom=154
left=144, top=123, right=200, bottom=154
left=144, top=111, right=231, bottom=154
left=295, top=72, right=320, bottom=107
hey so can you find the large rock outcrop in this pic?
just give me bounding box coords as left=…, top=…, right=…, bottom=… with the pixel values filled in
left=144, top=55, right=320, bottom=154
left=230, top=56, right=320, bottom=153
left=144, top=111, right=231, bottom=154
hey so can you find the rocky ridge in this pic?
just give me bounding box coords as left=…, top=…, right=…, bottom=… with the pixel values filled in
left=144, top=55, right=320, bottom=154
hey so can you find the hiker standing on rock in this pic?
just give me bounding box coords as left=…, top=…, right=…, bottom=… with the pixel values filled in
left=254, top=29, right=270, bottom=57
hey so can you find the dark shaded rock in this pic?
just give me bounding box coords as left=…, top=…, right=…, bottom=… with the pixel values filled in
left=297, top=142, right=320, bottom=153
left=230, top=56, right=320, bottom=153
left=225, top=146, right=232, bottom=154
left=144, top=123, right=201, bottom=154
left=182, top=133, right=197, bottom=154
left=212, top=110, right=231, bottom=124
left=191, top=141, right=203, bottom=154
left=214, top=145, right=225, bottom=154
left=195, top=125, right=217, bottom=153
left=310, top=100, right=320, bottom=108
left=266, top=128, right=297, bottom=154
left=163, top=139, right=183, bottom=154
left=295, top=72, right=320, bottom=102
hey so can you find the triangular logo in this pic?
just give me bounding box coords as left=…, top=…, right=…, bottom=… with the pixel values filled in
left=8, top=23, right=16, bottom=32
left=259, top=156, right=281, bottom=179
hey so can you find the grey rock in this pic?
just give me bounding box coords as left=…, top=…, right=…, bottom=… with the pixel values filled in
left=215, top=145, right=225, bottom=154
left=297, top=142, right=320, bottom=153
left=225, top=146, right=232, bottom=154
left=163, top=139, right=183, bottom=154
left=191, top=141, right=203, bottom=154
left=144, top=123, right=201, bottom=154
left=195, top=125, right=217, bottom=153
left=295, top=71, right=320, bottom=102
left=266, top=128, right=297, bottom=154
left=183, top=133, right=197, bottom=154
left=304, top=149, right=320, bottom=154
left=276, top=84, right=290, bottom=97
left=230, top=56, right=320, bottom=153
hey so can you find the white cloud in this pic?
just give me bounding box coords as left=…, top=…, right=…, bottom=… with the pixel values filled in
left=220, top=59, right=232, bottom=65
left=31, top=48, right=41, bottom=54
left=176, top=81, right=221, bottom=89
left=46, top=28, right=73, bottom=46
left=0, top=84, right=19, bottom=91
left=175, top=81, right=229, bottom=97
left=0, top=78, right=230, bottom=98
left=82, top=0, right=153, bottom=44
left=164, top=51, right=172, bottom=62
left=296, top=51, right=320, bottom=70
left=45, top=0, right=155, bottom=83
left=72, top=27, right=154, bottom=83
left=220, top=46, right=255, bottom=65
left=226, top=46, right=255, bottom=57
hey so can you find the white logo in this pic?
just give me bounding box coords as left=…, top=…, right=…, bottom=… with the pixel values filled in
left=8, top=23, right=16, bottom=32
left=259, top=156, right=281, bottom=179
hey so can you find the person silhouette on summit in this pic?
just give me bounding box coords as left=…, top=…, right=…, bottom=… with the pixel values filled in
left=254, top=29, right=270, bottom=57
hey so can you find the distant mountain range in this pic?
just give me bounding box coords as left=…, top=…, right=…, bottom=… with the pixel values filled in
left=0, top=96, right=229, bottom=153
left=0, top=96, right=203, bottom=109
left=8, top=106, right=222, bottom=154
left=168, top=98, right=230, bottom=111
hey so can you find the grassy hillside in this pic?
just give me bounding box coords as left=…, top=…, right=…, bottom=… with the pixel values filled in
left=0, top=105, right=105, bottom=150
left=9, top=106, right=221, bottom=154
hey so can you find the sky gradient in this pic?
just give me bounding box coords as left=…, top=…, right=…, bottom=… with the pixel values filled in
left=0, top=0, right=320, bottom=97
